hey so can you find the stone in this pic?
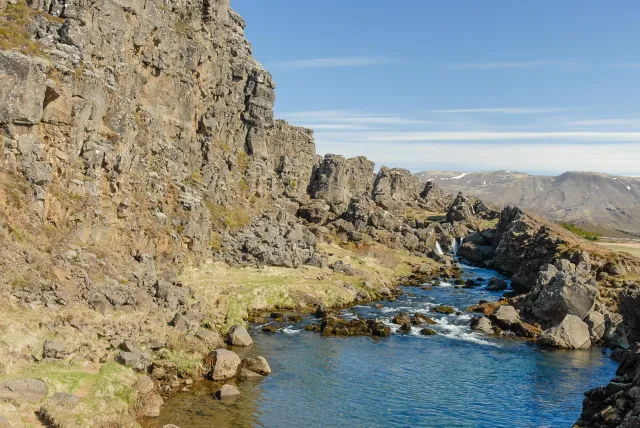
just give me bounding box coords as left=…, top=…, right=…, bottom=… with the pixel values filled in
left=0, top=379, right=47, bottom=402
left=412, top=313, right=436, bottom=325
left=538, top=315, right=591, bottom=349
left=169, top=313, right=189, bottom=332
left=470, top=316, right=494, bottom=335
left=315, top=306, right=328, bottom=317
left=204, top=349, right=241, bottom=381
left=119, top=340, right=143, bottom=354
left=46, top=392, right=79, bottom=407
left=490, top=305, right=520, bottom=328
left=392, top=312, right=411, bottom=325
left=43, top=340, right=67, bottom=359
left=115, top=351, right=149, bottom=371
left=133, top=376, right=155, bottom=395
left=240, top=356, right=271, bottom=375
left=584, top=310, right=606, bottom=341
left=0, top=52, right=47, bottom=125
left=420, top=328, right=437, bottom=336
left=214, top=384, right=240, bottom=399
left=238, top=368, right=264, bottom=381
left=196, top=330, right=225, bottom=348
left=486, top=278, right=508, bottom=291
left=524, top=261, right=597, bottom=327
left=226, top=325, right=253, bottom=347
left=433, top=306, right=455, bottom=315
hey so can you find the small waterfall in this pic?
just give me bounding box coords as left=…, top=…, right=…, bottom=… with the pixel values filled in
left=451, top=236, right=464, bottom=255
left=435, top=241, right=444, bottom=256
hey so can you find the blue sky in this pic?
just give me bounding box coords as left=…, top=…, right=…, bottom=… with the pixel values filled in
left=232, top=1, right=640, bottom=175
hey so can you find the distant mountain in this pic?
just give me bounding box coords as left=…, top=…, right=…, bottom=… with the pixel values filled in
left=415, top=170, right=640, bottom=234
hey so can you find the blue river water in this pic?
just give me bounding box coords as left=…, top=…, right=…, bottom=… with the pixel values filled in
left=149, top=264, right=617, bottom=428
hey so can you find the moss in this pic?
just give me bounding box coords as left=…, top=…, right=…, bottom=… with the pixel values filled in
left=237, top=151, right=249, bottom=172
left=204, top=201, right=250, bottom=231
left=210, top=231, right=222, bottom=252
left=433, top=305, right=455, bottom=314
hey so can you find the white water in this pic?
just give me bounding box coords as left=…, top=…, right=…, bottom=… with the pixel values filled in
left=435, top=241, right=444, bottom=256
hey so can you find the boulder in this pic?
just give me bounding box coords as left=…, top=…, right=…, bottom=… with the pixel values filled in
left=116, top=351, right=150, bottom=372
left=420, top=328, right=437, bottom=336
left=169, top=313, right=189, bottom=332
left=486, top=278, right=508, bottom=291
left=241, top=356, right=271, bottom=375
left=524, top=261, right=597, bottom=327
left=0, top=379, right=47, bottom=403
left=458, top=242, right=495, bottom=263
left=584, top=310, right=606, bottom=341
left=43, top=340, right=67, bottom=359
left=46, top=392, right=79, bottom=408
left=490, top=305, right=520, bottom=329
left=471, top=316, right=494, bottom=335
left=214, top=384, right=240, bottom=399
left=204, top=349, right=241, bottom=381
left=315, top=305, right=328, bottom=318
left=538, top=315, right=591, bottom=349
left=238, top=368, right=264, bottom=381
left=392, top=312, right=411, bottom=325
left=412, top=313, right=436, bottom=325
left=0, top=52, right=47, bottom=125
left=226, top=325, right=253, bottom=347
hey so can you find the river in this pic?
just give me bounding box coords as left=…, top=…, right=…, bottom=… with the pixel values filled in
left=147, top=263, right=617, bottom=428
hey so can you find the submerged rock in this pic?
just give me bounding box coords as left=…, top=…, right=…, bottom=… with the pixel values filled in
left=215, top=384, right=240, bottom=399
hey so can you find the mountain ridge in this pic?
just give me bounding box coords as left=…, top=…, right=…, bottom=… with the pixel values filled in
left=416, top=169, right=640, bottom=234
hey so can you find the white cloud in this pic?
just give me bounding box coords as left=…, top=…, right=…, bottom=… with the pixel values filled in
left=567, top=119, right=640, bottom=127
left=280, top=110, right=434, bottom=126
left=446, top=59, right=584, bottom=70
left=315, top=141, right=640, bottom=175
left=315, top=131, right=640, bottom=143
left=273, top=56, right=393, bottom=70
left=431, top=107, right=570, bottom=114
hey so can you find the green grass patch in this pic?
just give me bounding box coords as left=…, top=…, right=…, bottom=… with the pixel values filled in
left=0, top=0, right=61, bottom=56
left=560, top=223, right=602, bottom=241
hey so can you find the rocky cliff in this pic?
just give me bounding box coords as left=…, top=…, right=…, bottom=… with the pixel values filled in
left=0, top=2, right=489, bottom=425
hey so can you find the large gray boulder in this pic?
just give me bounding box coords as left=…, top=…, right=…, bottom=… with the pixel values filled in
left=584, top=310, right=606, bottom=342
left=226, top=325, right=253, bottom=347
left=0, top=379, right=47, bottom=403
left=538, top=315, right=591, bottom=349
left=524, top=260, right=597, bottom=327
left=43, top=340, right=67, bottom=359
left=470, top=316, right=494, bottom=335
left=205, top=349, right=241, bottom=380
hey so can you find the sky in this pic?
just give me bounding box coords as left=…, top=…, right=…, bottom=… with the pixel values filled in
left=231, top=1, right=640, bottom=176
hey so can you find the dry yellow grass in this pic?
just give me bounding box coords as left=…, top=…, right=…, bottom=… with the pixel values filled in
left=598, top=242, right=640, bottom=259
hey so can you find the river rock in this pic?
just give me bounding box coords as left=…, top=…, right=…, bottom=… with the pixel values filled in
left=420, top=328, right=437, bottom=335
left=241, top=356, right=271, bottom=375
left=205, top=349, right=241, bottom=380
left=538, top=315, right=591, bottom=349
left=489, top=305, right=520, bottom=328
left=226, top=325, right=253, bottom=347
left=471, top=316, right=494, bottom=335
left=412, top=313, right=436, bottom=325
left=215, top=384, right=240, bottom=399
left=238, top=368, right=264, bottom=381
left=392, top=312, right=411, bottom=325
left=486, top=278, right=508, bottom=291
left=0, top=379, right=47, bottom=402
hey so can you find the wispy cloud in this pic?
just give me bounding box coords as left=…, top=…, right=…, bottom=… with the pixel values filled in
left=280, top=110, right=434, bottom=126
left=431, top=107, right=570, bottom=114
left=567, top=119, right=640, bottom=127
left=273, top=56, right=393, bottom=70
left=315, top=131, right=640, bottom=143
left=446, top=59, right=584, bottom=70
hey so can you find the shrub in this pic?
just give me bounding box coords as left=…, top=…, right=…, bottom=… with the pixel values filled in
left=560, top=223, right=602, bottom=241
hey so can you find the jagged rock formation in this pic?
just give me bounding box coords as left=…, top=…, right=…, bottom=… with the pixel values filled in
left=577, top=343, right=640, bottom=427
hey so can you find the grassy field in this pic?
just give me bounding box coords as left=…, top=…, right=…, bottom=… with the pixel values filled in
left=598, top=242, right=640, bottom=259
